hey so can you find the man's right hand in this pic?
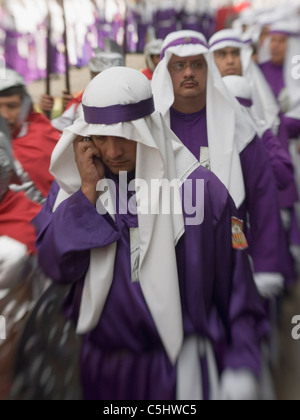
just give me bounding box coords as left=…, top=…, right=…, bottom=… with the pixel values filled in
left=73, top=136, right=105, bottom=206
left=62, top=90, right=74, bottom=110
left=39, top=94, right=54, bottom=114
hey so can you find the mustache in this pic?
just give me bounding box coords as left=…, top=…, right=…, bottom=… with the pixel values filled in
left=180, top=79, right=199, bottom=87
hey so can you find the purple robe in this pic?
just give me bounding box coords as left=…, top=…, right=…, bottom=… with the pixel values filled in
left=261, top=128, right=294, bottom=192
left=259, top=62, right=284, bottom=99
left=50, top=42, right=66, bottom=75
left=125, top=9, right=138, bottom=53
left=200, top=13, right=216, bottom=41
left=260, top=61, right=300, bottom=140
left=170, top=107, right=294, bottom=283
left=181, top=12, right=202, bottom=32
left=260, top=61, right=300, bottom=253
left=155, top=8, right=178, bottom=40
left=4, top=30, right=29, bottom=82
left=96, top=17, right=113, bottom=43
left=33, top=165, right=267, bottom=400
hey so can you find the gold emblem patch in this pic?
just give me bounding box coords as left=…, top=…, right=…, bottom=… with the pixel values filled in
left=232, top=217, right=248, bottom=250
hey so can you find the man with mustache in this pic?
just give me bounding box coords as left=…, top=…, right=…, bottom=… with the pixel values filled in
left=152, top=31, right=284, bottom=399
left=153, top=31, right=284, bottom=301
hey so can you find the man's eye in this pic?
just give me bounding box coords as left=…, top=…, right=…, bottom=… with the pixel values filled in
left=192, top=61, right=204, bottom=69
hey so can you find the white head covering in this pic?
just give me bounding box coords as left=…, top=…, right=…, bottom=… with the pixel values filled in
left=144, top=39, right=163, bottom=72
left=268, top=19, right=300, bottom=119
left=152, top=30, right=255, bottom=209
left=0, top=69, right=32, bottom=124
left=209, top=29, right=281, bottom=134
left=223, top=75, right=269, bottom=139
left=88, top=42, right=125, bottom=74
left=88, top=51, right=125, bottom=74
left=50, top=67, right=200, bottom=364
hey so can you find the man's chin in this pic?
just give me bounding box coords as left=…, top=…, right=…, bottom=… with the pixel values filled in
left=225, top=69, right=239, bottom=76
left=106, top=165, right=134, bottom=175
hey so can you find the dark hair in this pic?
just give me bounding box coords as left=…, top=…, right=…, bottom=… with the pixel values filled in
left=0, top=85, right=26, bottom=100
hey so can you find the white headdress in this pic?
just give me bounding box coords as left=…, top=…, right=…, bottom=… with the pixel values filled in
left=152, top=30, right=255, bottom=208
left=222, top=75, right=269, bottom=139
left=209, top=29, right=281, bottom=134
left=88, top=40, right=125, bottom=74
left=144, top=39, right=163, bottom=72
left=50, top=67, right=199, bottom=364
left=0, top=69, right=32, bottom=124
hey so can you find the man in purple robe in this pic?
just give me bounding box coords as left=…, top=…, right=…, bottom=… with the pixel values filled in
left=33, top=67, right=267, bottom=400
left=152, top=30, right=286, bottom=302
left=259, top=21, right=300, bottom=275
left=208, top=29, right=298, bottom=287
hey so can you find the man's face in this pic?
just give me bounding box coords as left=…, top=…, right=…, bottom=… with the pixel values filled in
left=0, top=95, right=22, bottom=136
left=91, top=135, right=137, bottom=175
left=270, top=34, right=288, bottom=66
left=168, top=54, right=208, bottom=101
left=214, top=47, right=242, bottom=77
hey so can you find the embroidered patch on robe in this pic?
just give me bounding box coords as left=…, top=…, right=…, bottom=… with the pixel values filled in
left=232, top=217, right=248, bottom=250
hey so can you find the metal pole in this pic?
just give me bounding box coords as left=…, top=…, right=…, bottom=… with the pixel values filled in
left=59, top=0, right=71, bottom=94
left=46, top=9, right=52, bottom=120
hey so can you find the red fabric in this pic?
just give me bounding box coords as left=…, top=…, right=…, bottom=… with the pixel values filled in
left=13, top=111, right=60, bottom=199
left=0, top=190, right=42, bottom=254
left=141, top=68, right=153, bottom=80
left=66, top=90, right=84, bottom=113
left=216, top=3, right=250, bottom=31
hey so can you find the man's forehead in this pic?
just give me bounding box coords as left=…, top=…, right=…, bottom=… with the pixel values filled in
left=271, top=33, right=288, bottom=41
left=0, top=94, right=22, bottom=103
left=214, top=46, right=241, bottom=53
left=170, top=54, right=205, bottom=61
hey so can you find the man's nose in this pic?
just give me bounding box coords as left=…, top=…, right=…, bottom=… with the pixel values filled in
left=183, top=64, right=195, bottom=77
left=226, top=54, right=235, bottom=64
left=106, top=138, right=123, bottom=160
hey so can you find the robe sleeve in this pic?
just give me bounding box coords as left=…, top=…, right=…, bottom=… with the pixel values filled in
left=239, top=137, right=283, bottom=274
left=213, top=195, right=269, bottom=377
left=261, top=129, right=295, bottom=191
left=32, top=182, right=121, bottom=285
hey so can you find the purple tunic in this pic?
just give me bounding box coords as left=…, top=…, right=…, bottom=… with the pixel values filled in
left=181, top=12, right=202, bottom=32
left=261, top=128, right=295, bottom=192
left=170, top=107, right=292, bottom=280
left=4, top=30, right=29, bottom=82
left=33, top=166, right=267, bottom=400
left=155, top=8, right=178, bottom=40
left=260, top=61, right=300, bottom=140
left=260, top=60, right=300, bottom=254
left=125, top=9, right=138, bottom=53
left=259, top=62, right=285, bottom=99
